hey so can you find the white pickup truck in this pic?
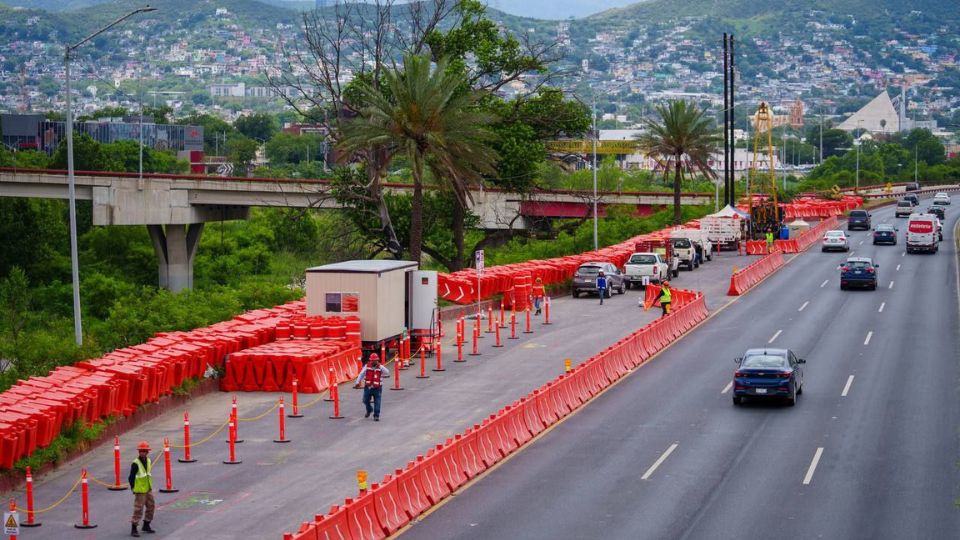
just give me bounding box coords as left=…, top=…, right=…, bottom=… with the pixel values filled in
left=670, top=229, right=713, bottom=269
left=624, top=252, right=676, bottom=289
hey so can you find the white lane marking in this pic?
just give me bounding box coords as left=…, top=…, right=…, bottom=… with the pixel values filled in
left=798, top=301, right=809, bottom=312
left=841, top=375, right=854, bottom=397
left=888, top=281, right=895, bottom=289
left=878, top=302, right=885, bottom=313
left=820, top=280, right=829, bottom=288
left=902, top=252, right=906, bottom=257
left=721, top=381, right=733, bottom=394
left=803, top=447, right=825, bottom=485
left=849, top=250, right=855, bottom=256
left=896, top=264, right=901, bottom=271
left=768, top=329, right=783, bottom=344
left=864, top=331, right=873, bottom=345
left=642, top=443, right=679, bottom=480
left=859, top=240, right=865, bottom=245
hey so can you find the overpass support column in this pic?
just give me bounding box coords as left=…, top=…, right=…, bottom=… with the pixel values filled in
left=147, top=223, right=204, bottom=292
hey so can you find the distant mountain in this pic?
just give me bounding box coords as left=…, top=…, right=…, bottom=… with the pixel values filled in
left=0, top=0, right=107, bottom=10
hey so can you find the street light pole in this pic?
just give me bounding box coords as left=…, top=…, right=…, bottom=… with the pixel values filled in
left=855, top=121, right=861, bottom=192
left=592, top=95, right=598, bottom=252
left=64, top=4, right=157, bottom=346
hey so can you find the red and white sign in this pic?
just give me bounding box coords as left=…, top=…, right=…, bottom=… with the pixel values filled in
left=908, top=220, right=934, bottom=234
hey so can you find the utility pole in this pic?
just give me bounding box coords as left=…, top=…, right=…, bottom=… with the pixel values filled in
left=592, top=95, right=598, bottom=251
left=819, top=107, right=824, bottom=165
left=855, top=120, right=862, bottom=192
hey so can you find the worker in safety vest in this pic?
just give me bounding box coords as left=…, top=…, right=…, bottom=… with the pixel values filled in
left=658, top=281, right=672, bottom=317
left=532, top=277, right=545, bottom=315
left=765, top=229, right=775, bottom=252
left=353, top=353, right=391, bottom=421
left=596, top=270, right=608, bottom=305
left=128, top=441, right=156, bottom=537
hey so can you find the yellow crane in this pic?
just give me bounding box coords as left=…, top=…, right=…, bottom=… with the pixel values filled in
left=748, top=102, right=781, bottom=237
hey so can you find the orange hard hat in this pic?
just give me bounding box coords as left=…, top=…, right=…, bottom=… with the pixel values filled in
left=368, top=353, right=379, bottom=362
left=535, top=277, right=542, bottom=283
left=663, top=281, right=670, bottom=286
left=137, top=441, right=151, bottom=451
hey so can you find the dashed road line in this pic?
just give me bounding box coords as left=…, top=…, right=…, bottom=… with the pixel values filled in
left=798, top=301, right=809, bottom=312
left=864, top=331, right=873, bottom=345
left=820, top=280, right=829, bottom=288
left=768, top=329, right=783, bottom=343
left=878, top=302, right=885, bottom=313
left=803, top=447, right=825, bottom=485
left=841, top=375, right=854, bottom=397
left=859, top=240, right=865, bottom=245
left=902, top=252, right=906, bottom=257
left=642, top=443, right=679, bottom=480
left=888, top=281, right=895, bottom=289
left=721, top=381, right=732, bottom=394
left=896, top=264, right=901, bottom=271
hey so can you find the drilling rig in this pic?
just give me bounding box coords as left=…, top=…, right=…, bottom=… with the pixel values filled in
left=747, top=102, right=783, bottom=238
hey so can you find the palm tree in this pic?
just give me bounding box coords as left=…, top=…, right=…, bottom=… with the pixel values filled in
left=338, top=53, right=497, bottom=264
left=636, top=100, right=721, bottom=224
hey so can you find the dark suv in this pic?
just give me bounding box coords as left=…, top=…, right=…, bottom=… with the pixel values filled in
left=847, top=210, right=871, bottom=230
left=903, top=193, right=920, bottom=206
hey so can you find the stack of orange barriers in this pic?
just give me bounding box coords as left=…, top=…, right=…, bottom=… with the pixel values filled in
left=283, top=288, right=711, bottom=540
left=0, top=300, right=308, bottom=470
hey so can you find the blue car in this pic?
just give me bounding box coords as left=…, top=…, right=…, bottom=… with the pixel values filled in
left=872, top=224, right=897, bottom=245
left=733, top=348, right=805, bottom=406
left=839, top=257, right=879, bottom=290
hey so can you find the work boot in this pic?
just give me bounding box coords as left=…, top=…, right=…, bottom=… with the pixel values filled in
left=142, top=521, right=155, bottom=534
left=131, top=523, right=140, bottom=537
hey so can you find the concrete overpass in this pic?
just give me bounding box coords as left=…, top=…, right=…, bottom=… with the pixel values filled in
left=0, top=168, right=713, bottom=291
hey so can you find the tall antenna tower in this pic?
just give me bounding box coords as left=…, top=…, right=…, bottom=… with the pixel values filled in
left=18, top=64, right=30, bottom=112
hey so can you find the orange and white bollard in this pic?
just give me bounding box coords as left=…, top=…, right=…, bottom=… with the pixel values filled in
left=329, top=379, right=344, bottom=419
left=108, top=435, right=126, bottom=490
left=524, top=307, right=533, bottom=334
left=434, top=341, right=445, bottom=371
left=474, top=314, right=483, bottom=340
left=493, top=321, right=503, bottom=347
left=179, top=412, right=197, bottom=463
left=23, top=467, right=39, bottom=527
left=544, top=296, right=552, bottom=325
left=499, top=301, right=506, bottom=328
left=274, top=398, right=290, bottom=443
left=325, top=366, right=336, bottom=402
left=227, top=396, right=243, bottom=443
left=224, top=418, right=242, bottom=464
left=470, top=323, right=481, bottom=356
left=289, top=379, right=304, bottom=418
left=74, top=469, right=97, bottom=529
left=456, top=328, right=464, bottom=362
left=510, top=311, right=518, bottom=339
left=160, top=437, right=178, bottom=493
left=391, top=354, right=405, bottom=390
left=486, top=306, right=494, bottom=333
left=417, top=343, right=429, bottom=379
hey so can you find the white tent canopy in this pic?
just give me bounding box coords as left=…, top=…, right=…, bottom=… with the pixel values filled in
left=709, top=205, right=750, bottom=219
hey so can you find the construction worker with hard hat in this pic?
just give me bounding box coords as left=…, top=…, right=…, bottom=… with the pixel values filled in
left=658, top=281, right=672, bottom=317
left=353, top=353, right=391, bottom=421
left=128, top=440, right=156, bottom=537
left=532, top=277, right=545, bottom=315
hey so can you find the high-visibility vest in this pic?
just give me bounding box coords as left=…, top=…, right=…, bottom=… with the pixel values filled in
left=364, top=367, right=383, bottom=389
left=132, top=458, right=153, bottom=494
left=660, top=287, right=672, bottom=304
left=532, top=284, right=545, bottom=299
left=766, top=232, right=774, bottom=243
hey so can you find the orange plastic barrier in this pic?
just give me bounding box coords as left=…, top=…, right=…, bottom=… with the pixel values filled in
left=727, top=251, right=785, bottom=296
left=745, top=240, right=768, bottom=255
left=284, top=289, right=713, bottom=540
left=773, top=239, right=799, bottom=254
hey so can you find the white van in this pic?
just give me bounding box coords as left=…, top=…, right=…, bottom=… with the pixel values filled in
left=905, top=214, right=939, bottom=254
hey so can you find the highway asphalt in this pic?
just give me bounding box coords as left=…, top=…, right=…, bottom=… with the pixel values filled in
left=10, top=236, right=758, bottom=538
left=401, top=197, right=960, bottom=540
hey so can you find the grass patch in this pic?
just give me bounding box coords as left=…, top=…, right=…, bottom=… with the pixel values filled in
left=7, top=417, right=115, bottom=475
left=172, top=377, right=202, bottom=397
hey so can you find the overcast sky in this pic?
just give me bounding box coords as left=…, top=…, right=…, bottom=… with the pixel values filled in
left=487, top=0, right=644, bottom=19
